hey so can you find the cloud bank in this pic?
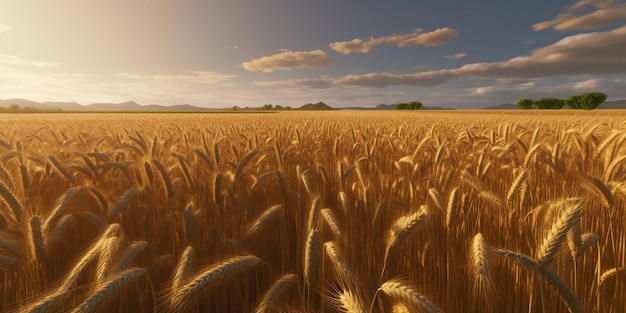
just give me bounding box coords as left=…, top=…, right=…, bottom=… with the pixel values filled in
left=255, top=78, right=333, bottom=89
left=334, top=25, right=626, bottom=87
left=533, top=0, right=626, bottom=31
left=241, top=50, right=335, bottom=72
left=334, top=71, right=455, bottom=88
left=329, top=28, right=459, bottom=54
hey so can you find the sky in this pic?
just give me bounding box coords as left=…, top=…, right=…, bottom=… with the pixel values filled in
left=1, top=0, right=626, bottom=109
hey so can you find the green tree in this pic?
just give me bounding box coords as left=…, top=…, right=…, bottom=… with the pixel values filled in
left=579, top=92, right=607, bottom=110
left=395, top=103, right=408, bottom=110
left=261, top=104, right=273, bottom=110
left=407, top=101, right=423, bottom=110
left=9, top=104, right=21, bottom=111
left=565, top=95, right=582, bottom=109
left=516, top=98, right=533, bottom=110
left=534, top=98, right=564, bottom=109
left=274, top=104, right=283, bottom=110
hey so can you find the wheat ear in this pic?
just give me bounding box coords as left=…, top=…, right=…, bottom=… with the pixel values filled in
left=254, top=273, right=298, bottom=313
left=49, top=155, right=77, bottom=185
left=378, top=278, right=441, bottom=313
left=324, top=241, right=356, bottom=287
left=170, top=255, right=261, bottom=312
left=599, top=267, right=625, bottom=286
left=107, top=188, right=138, bottom=219
left=468, top=233, right=494, bottom=310
left=382, top=208, right=428, bottom=279
left=172, top=246, right=195, bottom=297
left=30, top=216, right=47, bottom=264
left=244, top=204, right=283, bottom=238
left=445, top=187, right=459, bottom=229
left=303, top=228, right=320, bottom=287
left=537, top=200, right=583, bottom=270
left=112, top=241, right=147, bottom=273
left=42, top=187, right=78, bottom=235
left=322, top=208, right=344, bottom=240
left=71, top=268, right=146, bottom=313
left=538, top=268, right=580, bottom=313
left=427, top=188, right=445, bottom=214
left=0, top=180, right=25, bottom=222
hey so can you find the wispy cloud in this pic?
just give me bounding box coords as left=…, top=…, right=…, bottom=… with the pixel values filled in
left=0, top=54, right=60, bottom=67
left=334, top=25, right=626, bottom=87
left=255, top=78, right=333, bottom=89
left=0, top=24, right=10, bottom=33
left=329, top=28, right=459, bottom=54
left=241, top=50, right=335, bottom=72
left=533, top=0, right=626, bottom=31
left=334, top=71, right=455, bottom=88
left=116, top=71, right=237, bottom=85
left=457, top=24, right=626, bottom=77
left=444, top=53, right=467, bottom=60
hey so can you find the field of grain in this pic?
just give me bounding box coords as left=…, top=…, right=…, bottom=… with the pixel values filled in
left=1, top=111, right=625, bottom=313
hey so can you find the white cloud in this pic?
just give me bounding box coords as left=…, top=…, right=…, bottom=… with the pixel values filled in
left=241, top=50, right=335, bottom=72
left=334, top=25, right=626, bottom=88
left=444, top=53, right=467, bottom=60
left=0, top=24, right=10, bottom=33
left=533, top=0, right=626, bottom=31
left=0, top=54, right=60, bottom=67
left=329, top=28, right=458, bottom=54
left=333, top=70, right=455, bottom=88
left=457, top=25, right=626, bottom=77
left=116, top=71, right=237, bottom=85
left=255, top=78, right=333, bottom=89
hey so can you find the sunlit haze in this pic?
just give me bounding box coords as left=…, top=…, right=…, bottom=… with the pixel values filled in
left=2, top=0, right=626, bottom=109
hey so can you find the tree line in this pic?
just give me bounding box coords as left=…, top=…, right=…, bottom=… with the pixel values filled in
left=516, top=92, right=607, bottom=110
left=395, top=101, right=423, bottom=110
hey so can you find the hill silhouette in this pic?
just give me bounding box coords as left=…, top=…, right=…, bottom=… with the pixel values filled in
left=299, top=101, right=335, bottom=110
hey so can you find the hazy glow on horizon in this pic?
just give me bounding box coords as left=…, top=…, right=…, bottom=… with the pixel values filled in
left=1, top=0, right=626, bottom=108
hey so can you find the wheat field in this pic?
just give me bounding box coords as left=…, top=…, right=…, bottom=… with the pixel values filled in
left=1, top=111, right=625, bottom=312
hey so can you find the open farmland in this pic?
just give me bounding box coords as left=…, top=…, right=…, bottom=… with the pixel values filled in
left=1, top=111, right=625, bottom=313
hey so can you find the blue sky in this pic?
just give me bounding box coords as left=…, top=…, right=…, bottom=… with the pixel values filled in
left=1, top=0, right=626, bottom=108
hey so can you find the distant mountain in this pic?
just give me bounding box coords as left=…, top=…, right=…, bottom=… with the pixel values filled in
left=600, top=100, right=626, bottom=109
left=299, top=101, right=335, bottom=110
left=0, top=99, right=215, bottom=111
left=342, top=103, right=455, bottom=110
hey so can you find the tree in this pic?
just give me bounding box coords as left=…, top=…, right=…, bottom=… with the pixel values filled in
left=534, top=98, right=564, bottom=109
left=273, top=104, right=283, bottom=110
left=9, top=104, right=21, bottom=111
left=565, top=95, right=582, bottom=109
left=395, top=103, right=408, bottom=110
left=261, top=104, right=273, bottom=110
left=407, top=101, right=423, bottom=110
left=580, top=92, right=607, bottom=110
left=516, top=98, right=533, bottom=110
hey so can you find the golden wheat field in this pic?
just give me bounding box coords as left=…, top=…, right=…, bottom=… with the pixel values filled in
left=0, top=110, right=625, bottom=313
